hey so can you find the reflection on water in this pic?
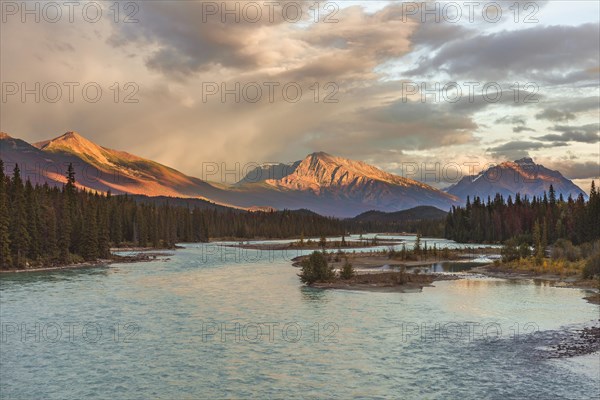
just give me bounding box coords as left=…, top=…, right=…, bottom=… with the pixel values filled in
left=411, top=261, right=486, bottom=273
left=1, top=242, right=598, bottom=399
left=300, top=286, right=330, bottom=302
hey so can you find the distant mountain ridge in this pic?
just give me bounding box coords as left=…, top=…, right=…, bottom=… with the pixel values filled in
left=446, top=157, right=587, bottom=201
left=1, top=131, right=587, bottom=217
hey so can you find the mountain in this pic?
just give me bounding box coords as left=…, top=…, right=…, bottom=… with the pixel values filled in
left=1, top=131, right=234, bottom=212
left=30, top=131, right=226, bottom=198
left=446, top=157, right=587, bottom=201
left=3, top=132, right=455, bottom=217
left=232, top=152, right=459, bottom=217
left=352, top=206, right=448, bottom=223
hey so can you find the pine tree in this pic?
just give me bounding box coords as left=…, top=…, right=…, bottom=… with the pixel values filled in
left=65, top=163, right=76, bottom=196
left=414, top=233, right=422, bottom=255
left=0, top=160, right=12, bottom=268
left=319, top=235, right=327, bottom=250
left=41, top=204, right=58, bottom=261
left=533, top=220, right=543, bottom=265
left=9, top=164, right=30, bottom=267
left=24, top=180, right=41, bottom=261
left=96, top=198, right=110, bottom=258
left=81, top=201, right=98, bottom=261
left=58, top=196, right=72, bottom=263
left=57, top=165, right=77, bottom=263
left=587, top=181, right=599, bottom=241
left=110, top=203, right=123, bottom=246
left=548, top=185, right=556, bottom=205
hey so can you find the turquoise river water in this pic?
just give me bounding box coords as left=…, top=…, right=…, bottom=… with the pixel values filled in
left=1, top=236, right=598, bottom=399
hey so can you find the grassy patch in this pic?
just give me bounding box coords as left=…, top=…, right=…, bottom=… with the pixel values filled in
left=500, top=257, right=586, bottom=276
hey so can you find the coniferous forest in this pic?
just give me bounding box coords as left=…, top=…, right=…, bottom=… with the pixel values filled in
left=0, top=160, right=345, bottom=269
left=444, top=184, right=600, bottom=245
left=2, top=157, right=599, bottom=270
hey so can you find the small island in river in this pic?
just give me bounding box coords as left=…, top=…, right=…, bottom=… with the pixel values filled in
left=292, top=247, right=472, bottom=292
left=292, top=242, right=599, bottom=303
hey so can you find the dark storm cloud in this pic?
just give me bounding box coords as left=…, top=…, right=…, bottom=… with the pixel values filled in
left=406, top=23, right=600, bottom=82
left=536, top=124, right=600, bottom=143
left=108, top=2, right=416, bottom=82
left=2, top=0, right=598, bottom=178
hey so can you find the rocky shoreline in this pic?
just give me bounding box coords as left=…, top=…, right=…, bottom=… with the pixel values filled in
left=545, top=324, right=600, bottom=359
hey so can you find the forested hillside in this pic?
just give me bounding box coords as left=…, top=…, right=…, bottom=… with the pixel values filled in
left=0, top=160, right=345, bottom=269
left=2, top=157, right=598, bottom=270
left=445, top=184, right=599, bottom=244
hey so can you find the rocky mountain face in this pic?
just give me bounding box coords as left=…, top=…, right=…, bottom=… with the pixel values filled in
left=241, top=152, right=459, bottom=216
left=267, top=152, right=429, bottom=191
left=446, top=157, right=587, bottom=201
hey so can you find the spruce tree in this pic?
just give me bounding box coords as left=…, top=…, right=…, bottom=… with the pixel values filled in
left=41, top=205, right=58, bottom=261
left=414, top=233, right=422, bottom=255
left=58, top=196, right=72, bottom=263
left=96, top=198, right=110, bottom=258
left=9, top=164, right=30, bottom=267
left=110, top=203, right=123, bottom=246
left=587, top=181, right=599, bottom=241
left=82, top=201, right=98, bottom=261
left=0, top=160, right=12, bottom=268
left=24, top=180, right=41, bottom=261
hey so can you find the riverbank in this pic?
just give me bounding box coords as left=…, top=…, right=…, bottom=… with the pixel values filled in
left=471, top=264, right=600, bottom=304
left=0, top=251, right=173, bottom=274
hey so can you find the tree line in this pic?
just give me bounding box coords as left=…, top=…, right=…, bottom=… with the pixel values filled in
left=445, top=183, right=600, bottom=245
left=3, top=157, right=598, bottom=270
left=0, top=161, right=346, bottom=269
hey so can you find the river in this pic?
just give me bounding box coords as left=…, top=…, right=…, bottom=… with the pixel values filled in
left=1, top=238, right=598, bottom=399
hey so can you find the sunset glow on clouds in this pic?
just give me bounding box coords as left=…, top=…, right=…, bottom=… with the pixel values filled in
left=1, top=0, right=598, bottom=188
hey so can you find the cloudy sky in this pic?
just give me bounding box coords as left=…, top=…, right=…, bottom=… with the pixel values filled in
left=1, top=0, right=599, bottom=189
